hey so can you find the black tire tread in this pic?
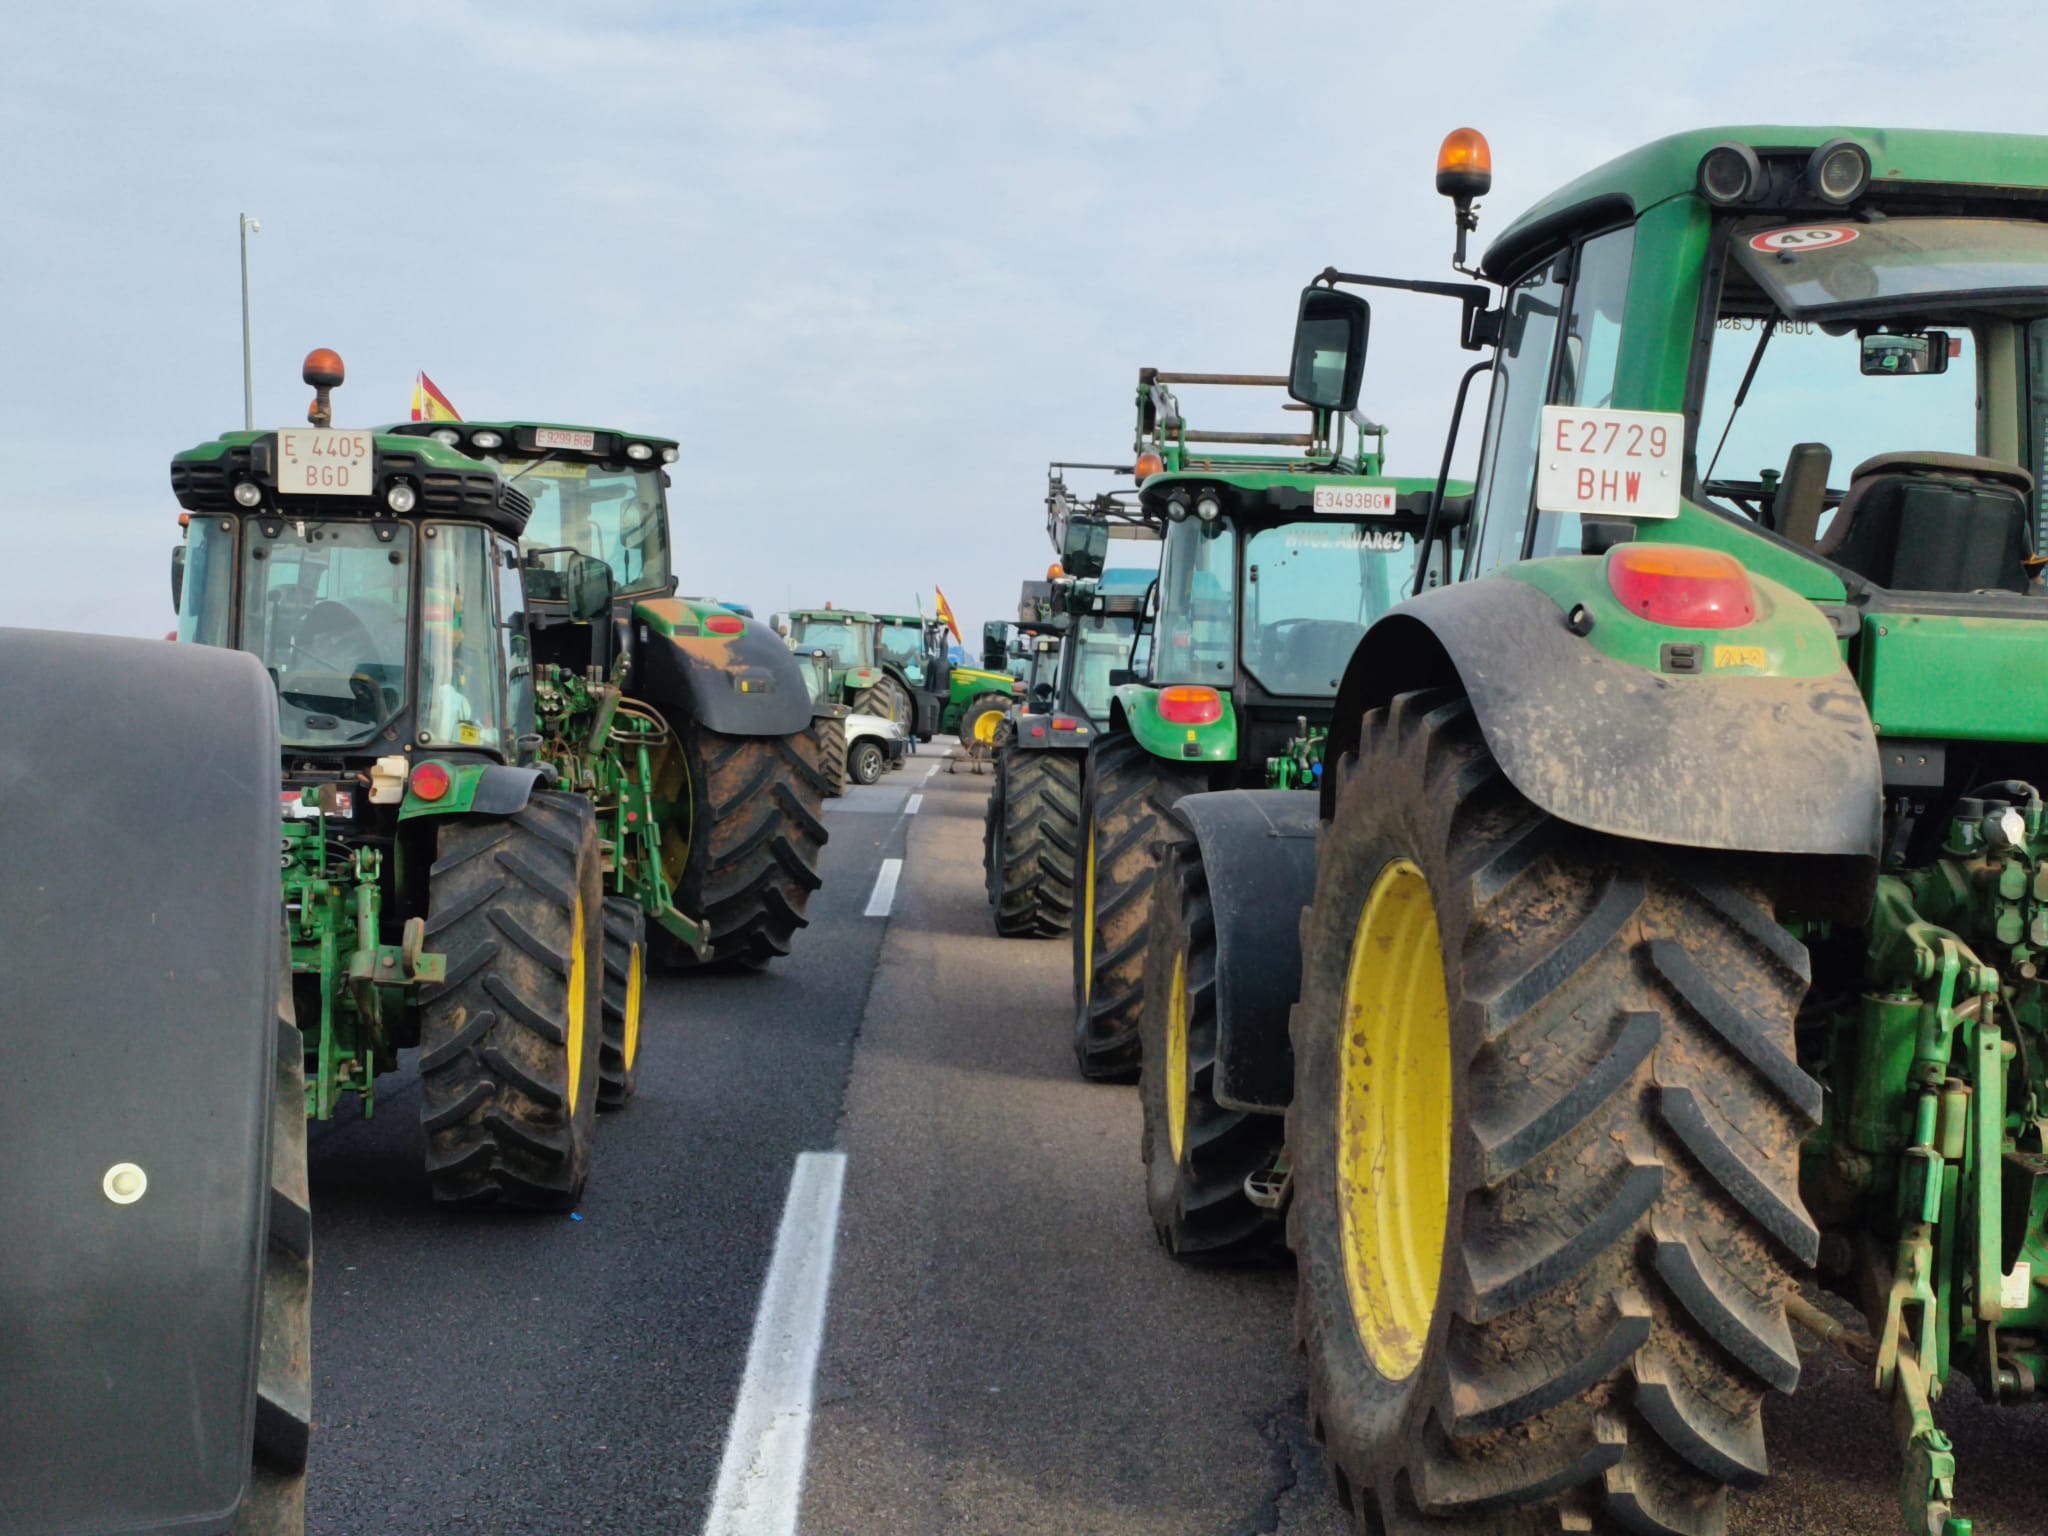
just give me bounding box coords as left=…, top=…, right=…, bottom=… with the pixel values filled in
left=815, top=714, right=849, bottom=798
left=598, top=895, right=643, bottom=1110
left=1286, top=689, right=1817, bottom=1535
left=990, top=744, right=1081, bottom=938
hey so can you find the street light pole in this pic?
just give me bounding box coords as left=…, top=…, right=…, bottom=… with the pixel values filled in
left=239, top=213, right=261, bottom=429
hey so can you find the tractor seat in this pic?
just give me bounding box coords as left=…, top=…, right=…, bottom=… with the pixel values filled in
left=1815, top=452, right=2035, bottom=595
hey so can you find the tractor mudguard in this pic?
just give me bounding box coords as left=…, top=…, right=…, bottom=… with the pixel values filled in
left=1322, top=575, right=1882, bottom=874
left=0, top=630, right=281, bottom=1532
left=397, top=761, right=545, bottom=821
left=1169, top=789, right=1322, bottom=1114
left=471, top=763, right=546, bottom=815
left=632, top=599, right=812, bottom=737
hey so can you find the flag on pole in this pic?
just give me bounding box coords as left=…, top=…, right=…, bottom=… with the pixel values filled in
left=935, top=586, right=962, bottom=644
left=411, top=372, right=461, bottom=422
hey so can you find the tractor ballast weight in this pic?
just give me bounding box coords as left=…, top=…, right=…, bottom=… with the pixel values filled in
left=0, top=631, right=311, bottom=1533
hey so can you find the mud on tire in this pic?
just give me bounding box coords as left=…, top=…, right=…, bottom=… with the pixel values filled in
left=1138, top=836, right=1283, bottom=1261
left=1071, top=732, right=1206, bottom=1080
left=418, top=790, right=605, bottom=1210
left=989, top=744, right=1081, bottom=938
left=1287, top=689, right=1817, bottom=1535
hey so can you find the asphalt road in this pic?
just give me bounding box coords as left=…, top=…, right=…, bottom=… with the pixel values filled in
left=306, top=745, right=2048, bottom=1536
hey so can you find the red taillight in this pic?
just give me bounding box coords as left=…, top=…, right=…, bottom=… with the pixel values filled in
left=1159, top=685, right=1223, bottom=725
left=705, top=614, right=744, bottom=635
left=410, top=761, right=452, bottom=801
left=1030, top=726, right=1046, bottom=737
left=1052, top=716, right=1080, bottom=731
left=1604, top=543, right=1757, bottom=630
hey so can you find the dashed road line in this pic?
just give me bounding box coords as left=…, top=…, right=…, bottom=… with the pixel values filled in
left=905, top=793, right=923, bottom=815
left=864, top=858, right=903, bottom=917
left=701, top=1151, right=848, bottom=1536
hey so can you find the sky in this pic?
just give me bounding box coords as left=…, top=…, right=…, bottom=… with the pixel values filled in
left=5, top=0, right=2044, bottom=645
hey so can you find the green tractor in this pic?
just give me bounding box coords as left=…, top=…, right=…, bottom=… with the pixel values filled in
left=3, top=630, right=312, bottom=1533
left=984, top=482, right=1161, bottom=939
left=874, top=610, right=1016, bottom=749
left=387, top=418, right=830, bottom=970
left=782, top=606, right=903, bottom=723
left=1150, top=125, right=2048, bottom=1536
left=1068, top=365, right=1450, bottom=1084
left=793, top=643, right=854, bottom=795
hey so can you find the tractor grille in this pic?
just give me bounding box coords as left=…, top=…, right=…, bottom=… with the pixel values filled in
left=169, top=444, right=257, bottom=512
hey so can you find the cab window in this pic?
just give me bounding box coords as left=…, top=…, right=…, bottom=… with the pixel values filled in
left=1468, top=255, right=1567, bottom=575
left=1529, top=226, right=1635, bottom=559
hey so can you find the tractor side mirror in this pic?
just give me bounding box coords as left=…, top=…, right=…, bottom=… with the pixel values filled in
left=1108, top=668, right=1134, bottom=687
left=170, top=544, right=186, bottom=611
left=1861, top=330, right=1951, bottom=377
left=1288, top=287, right=1370, bottom=413
left=1060, top=517, right=1109, bottom=580
left=567, top=554, right=615, bottom=622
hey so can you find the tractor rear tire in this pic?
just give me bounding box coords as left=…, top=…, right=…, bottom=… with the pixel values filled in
left=241, top=932, right=312, bottom=1536
left=418, top=790, right=606, bottom=1210
left=960, top=694, right=1010, bottom=754
left=816, top=715, right=849, bottom=798
left=1071, top=733, right=1207, bottom=1080
left=989, top=744, right=1081, bottom=938
left=1139, top=836, right=1283, bottom=1261
left=597, top=896, right=645, bottom=1111
left=654, top=722, right=830, bottom=970
left=1288, top=690, right=1817, bottom=1535
left=853, top=675, right=912, bottom=730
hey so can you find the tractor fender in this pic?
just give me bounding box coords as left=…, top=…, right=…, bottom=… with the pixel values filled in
left=0, top=630, right=281, bottom=1529
left=1169, top=789, right=1322, bottom=1115
left=472, top=763, right=546, bottom=815
left=1322, top=575, right=1882, bottom=873
left=633, top=611, right=814, bottom=737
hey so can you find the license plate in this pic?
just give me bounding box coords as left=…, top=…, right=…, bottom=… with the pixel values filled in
left=277, top=430, right=375, bottom=497
left=1313, top=485, right=1396, bottom=515
left=1534, top=406, right=1682, bottom=520
left=533, top=427, right=596, bottom=451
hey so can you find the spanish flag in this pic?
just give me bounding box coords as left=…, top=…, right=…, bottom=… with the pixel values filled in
left=935, top=586, right=962, bottom=644
left=411, top=372, right=461, bottom=422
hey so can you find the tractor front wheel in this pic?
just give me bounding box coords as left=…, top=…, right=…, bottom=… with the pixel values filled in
left=1071, top=733, right=1206, bottom=1080
left=597, top=896, right=645, bottom=1111
left=1138, top=835, right=1282, bottom=1260
left=815, top=714, right=849, bottom=798
left=1288, top=689, right=1817, bottom=1534
left=989, top=744, right=1080, bottom=938
left=960, top=694, right=1010, bottom=753
left=418, top=790, right=605, bottom=1209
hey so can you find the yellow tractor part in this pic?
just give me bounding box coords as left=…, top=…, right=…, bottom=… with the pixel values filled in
left=1165, top=945, right=1189, bottom=1161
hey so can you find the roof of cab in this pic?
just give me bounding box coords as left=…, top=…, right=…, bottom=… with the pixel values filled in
left=1485, top=126, right=2048, bottom=278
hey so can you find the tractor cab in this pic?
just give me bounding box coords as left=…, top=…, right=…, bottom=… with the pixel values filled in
left=174, top=352, right=539, bottom=778
left=1118, top=368, right=1449, bottom=775
left=785, top=607, right=884, bottom=690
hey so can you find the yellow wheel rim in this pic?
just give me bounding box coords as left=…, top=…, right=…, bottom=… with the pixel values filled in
left=1337, top=858, right=1452, bottom=1382
left=1165, top=944, right=1189, bottom=1161
left=974, top=708, right=1003, bottom=745
left=566, top=894, right=588, bottom=1113
left=623, top=941, right=644, bottom=1070
left=1082, top=825, right=1097, bottom=1001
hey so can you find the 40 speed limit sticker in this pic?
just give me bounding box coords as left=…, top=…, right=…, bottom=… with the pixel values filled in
left=1749, top=225, right=1859, bottom=254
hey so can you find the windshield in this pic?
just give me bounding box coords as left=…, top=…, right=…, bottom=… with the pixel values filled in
left=1242, top=522, right=1412, bottom=696
left=877, top=622, right=926, bottom=686
left=507, top=459, right=671, bottom=594
left=1154, top=521, right=1236, bottom=687
left=1069, top=610, right=1138, bottom=722
left=1020, top=639, right=1061, bottom=707
left=177, top=516, right=236, bottom=647
left=790, top=616, right=872, bottom=668
left=1733, top=217, right=2048, bottom=320
left=419, top=523, right=506, bottom=750
left=240, top=519, right=410, bottom=749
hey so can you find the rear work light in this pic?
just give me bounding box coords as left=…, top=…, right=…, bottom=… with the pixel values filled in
left=1158, top=685, right=1223, bottom=725
left=410, top=760, right=452, bottom=801
left=704, top=614, right=744, bottom=635
left=1604, top=543, right=1757, bottom=630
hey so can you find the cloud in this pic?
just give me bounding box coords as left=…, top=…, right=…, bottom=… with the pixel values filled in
left=3, top=0, right=2045, bottom=641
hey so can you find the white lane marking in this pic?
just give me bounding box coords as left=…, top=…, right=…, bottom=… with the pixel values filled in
left=920, top=763, right=937, bottom=784
left=701, top=1151, right=848, bottom=1536
left=905, top=793, right=923, bottom=815
left=864, top=858, right=902, bottom=917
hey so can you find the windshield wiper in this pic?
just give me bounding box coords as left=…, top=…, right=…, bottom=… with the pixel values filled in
left=504, top=451, right=558, bottom=485
left=1704, top=316, right=1779, bottom=486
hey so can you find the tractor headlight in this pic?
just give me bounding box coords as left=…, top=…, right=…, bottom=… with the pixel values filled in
left=430, top=428, right=460, bottom=447
left=1807, top=138, right=1871, bottom=204
left=1194, top=494, right=1221, bottom=524
left=232, top=480, right=264, bottom=508
left=469, top=430, right=504, bottom=450
left=1697, top=142, right=1763, bottom=206
left=626, top=442, right=653, bottom=461
left=1165, top=493, right=1190, bottom=523
left=661, top=445, right=680, bottom=463
left=386, top=482, right=417, bottom=513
